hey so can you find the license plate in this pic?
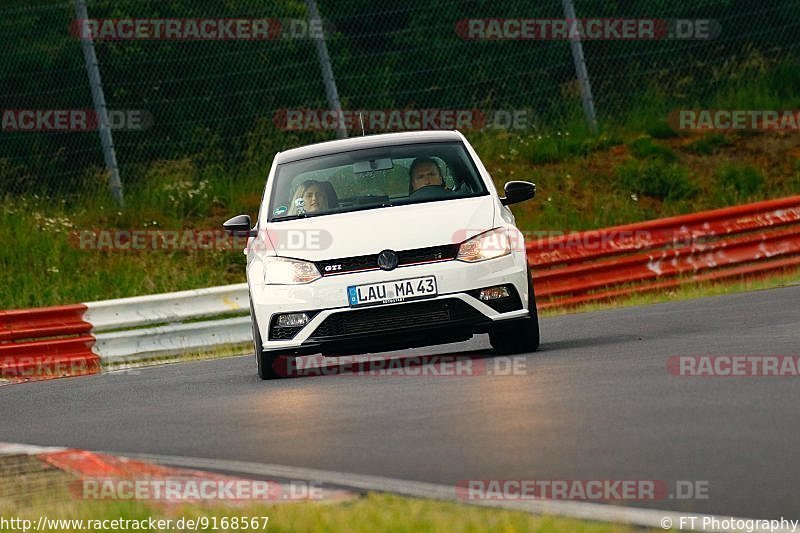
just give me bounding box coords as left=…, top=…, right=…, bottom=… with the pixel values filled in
left=347, top=276, right=437, bottom=307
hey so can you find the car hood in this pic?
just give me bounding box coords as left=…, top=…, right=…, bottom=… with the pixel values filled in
left=258, top=195, right=496, bottom=261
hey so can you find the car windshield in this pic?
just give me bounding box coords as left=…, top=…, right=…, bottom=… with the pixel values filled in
left=267, top=141, right=488, bottom=221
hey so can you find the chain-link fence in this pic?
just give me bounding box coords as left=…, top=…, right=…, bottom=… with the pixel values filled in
left=2, top=0, right=799, bottom=200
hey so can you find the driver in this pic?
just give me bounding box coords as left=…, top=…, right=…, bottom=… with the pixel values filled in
left=409, top=157, right=451, bottom=197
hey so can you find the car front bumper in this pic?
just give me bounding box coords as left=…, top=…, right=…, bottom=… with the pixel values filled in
left=250, top=251, right=531, bottom=354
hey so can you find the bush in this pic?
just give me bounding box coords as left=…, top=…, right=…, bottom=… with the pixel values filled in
left=717, top=165, right=764, bottom=199
left=616, top=160, right=697, bottom=201
left=685, top=134, right=732, bottom=155
left=646, top=119, right=681, bottom=139
left=627, top=136, right=677, bottom=162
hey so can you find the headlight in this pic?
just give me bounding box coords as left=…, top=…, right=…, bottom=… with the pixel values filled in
left=456, top=228, right=511, bottom=262
left=263, top=256, right=321, bottom=284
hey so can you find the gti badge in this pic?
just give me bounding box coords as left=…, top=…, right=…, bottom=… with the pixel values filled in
left=377, top=249, right=399, bottom=271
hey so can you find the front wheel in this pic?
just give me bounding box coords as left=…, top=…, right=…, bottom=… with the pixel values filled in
left=250, top=300, right=284, bottom=380
left=489, top=271, right=540, bottom=354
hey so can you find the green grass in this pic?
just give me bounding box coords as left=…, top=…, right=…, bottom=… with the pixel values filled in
left=0, top=163, right=255, bottom=309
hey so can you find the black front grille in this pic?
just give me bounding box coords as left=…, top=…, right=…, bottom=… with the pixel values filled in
left=316, top=244, right=458, bottom=276
left=309, top=298, right=484, bottom=339
left=269, top=326, right=304, bottom=340
left=316, top=255, right=375, bottom=275
left=397, top=244, right=459, bottom=265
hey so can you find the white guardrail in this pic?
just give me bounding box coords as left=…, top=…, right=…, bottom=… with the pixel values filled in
left=85, top=284, right=252, bottom=364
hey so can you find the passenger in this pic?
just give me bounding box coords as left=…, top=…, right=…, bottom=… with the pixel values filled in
left=289, top=180, right=336, bottom=214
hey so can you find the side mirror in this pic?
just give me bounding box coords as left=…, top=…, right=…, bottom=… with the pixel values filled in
left=223, top=214, right=256, bottom=237
left=500, top=181, right=536, bottom=206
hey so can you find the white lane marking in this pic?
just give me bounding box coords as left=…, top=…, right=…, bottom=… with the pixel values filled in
left=116, top=452, right=789, bottom=532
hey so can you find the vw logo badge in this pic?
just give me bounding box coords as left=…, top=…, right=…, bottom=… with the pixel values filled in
left=377, top=249, right=398, bottom=271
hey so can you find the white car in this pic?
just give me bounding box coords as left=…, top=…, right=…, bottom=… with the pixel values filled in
left=224, top=130, right=539, bottom=379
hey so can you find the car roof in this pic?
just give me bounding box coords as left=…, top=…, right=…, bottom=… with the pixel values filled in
left=274, top=130, right=465, bottom=164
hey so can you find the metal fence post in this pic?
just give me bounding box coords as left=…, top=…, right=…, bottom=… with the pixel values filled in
left=562, top=0, right=599, bottom=135
left=306, top=0, right=348, bottom=139
left=74, top=0, right=124, bottom=205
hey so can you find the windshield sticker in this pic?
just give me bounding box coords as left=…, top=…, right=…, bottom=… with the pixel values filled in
left=273, top=205, right=288, bottom=216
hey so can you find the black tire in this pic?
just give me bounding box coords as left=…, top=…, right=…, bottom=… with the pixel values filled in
left=489, top=270, right=540, bottom=354
left=250, top=300, right=284, bottom=380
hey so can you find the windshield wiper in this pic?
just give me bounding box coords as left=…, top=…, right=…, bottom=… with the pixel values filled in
left=271, top=212, right=319, bottom=222
left=271, top=202, right=398, bottom=221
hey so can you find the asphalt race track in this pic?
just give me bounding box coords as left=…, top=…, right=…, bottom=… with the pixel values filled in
left=2, top=286, right=798, bottom=520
